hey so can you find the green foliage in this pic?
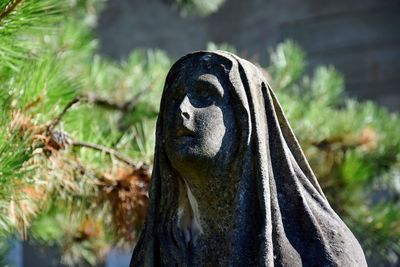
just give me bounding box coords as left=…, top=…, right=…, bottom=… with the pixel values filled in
left=0, top=0, right=64, bottom=71
left=0, top=1, right=69, bottom=260
left=206, top=42, right=237, bottom=54
left=273, top=40, right=400, bottom=266
left=0, top=0, right=164, bottom=265
left=167, top=0, right=226, bottom=16
left=269, top=40, right=306, bottom=90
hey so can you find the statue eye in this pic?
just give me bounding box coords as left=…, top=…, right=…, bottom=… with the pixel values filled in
left=189, top=79, right=223, bottom=107
left=192, top=87, right=214, bottom=107
left=198, top=89, right=211, bottom=100
left=194, top=83, right=216, bottom=100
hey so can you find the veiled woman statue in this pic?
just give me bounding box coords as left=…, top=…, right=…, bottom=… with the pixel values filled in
left=130, top=51, right=367, bottom=266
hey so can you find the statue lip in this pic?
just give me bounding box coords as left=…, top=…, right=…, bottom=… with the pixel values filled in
left=175, top=127, right=195, bottom=138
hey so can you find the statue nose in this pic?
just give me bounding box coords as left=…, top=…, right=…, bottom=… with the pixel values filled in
left=179, top=96, right=192, bottom=120
left=181, top=111, right=190, bottom=119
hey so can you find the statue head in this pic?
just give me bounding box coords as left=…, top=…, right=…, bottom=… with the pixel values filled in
left=162, top=53, right=238, bottom=183
left=131, top=51, right=367, bottom=267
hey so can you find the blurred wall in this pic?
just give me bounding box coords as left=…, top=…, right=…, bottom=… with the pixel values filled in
left=97, top=0, right=400, bottom=110
left=7, top=241, right=129, bottom=267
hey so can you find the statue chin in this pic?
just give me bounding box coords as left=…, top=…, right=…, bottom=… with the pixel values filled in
left=166, top=139, right=215, bottom=180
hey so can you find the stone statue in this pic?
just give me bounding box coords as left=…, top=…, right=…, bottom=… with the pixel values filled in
left=130, top=51, right=367, bottom=266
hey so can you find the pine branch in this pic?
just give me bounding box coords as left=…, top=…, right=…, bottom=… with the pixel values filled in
left=124, top=90, right=146, bottom=112
left=47, top=96, right=80, bottom=131
left=82, top=93, right=126, bottom=111
left=82, top=91, right=144, bottom=112
left=44, top=92, right=145, bottom=130
left=70, top=140, right=138, bottom=168
left=23, top=95, right=44, bottom=111
left=0, top=0, right=23, bottom=22
left=46, top=90, right=139, bottom=132
left=43, top=93, right=142, bottom=169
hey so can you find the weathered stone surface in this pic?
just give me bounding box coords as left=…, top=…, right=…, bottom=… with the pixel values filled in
left=130, top=51, right=367, bottom=266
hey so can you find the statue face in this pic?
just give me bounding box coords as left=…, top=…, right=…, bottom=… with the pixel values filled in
left=163, top=60, right=237, bottom=179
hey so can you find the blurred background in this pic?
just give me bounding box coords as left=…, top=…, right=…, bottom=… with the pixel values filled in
left=98, top=0, right=400, bottom=110
left=1, top=0, right=399, bottom=266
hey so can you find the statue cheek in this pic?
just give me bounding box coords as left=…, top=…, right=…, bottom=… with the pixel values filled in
left=195, top=107, right=226, bottom=153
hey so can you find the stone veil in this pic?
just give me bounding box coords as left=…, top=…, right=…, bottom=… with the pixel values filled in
left=130, top=51, right=367, bottom=266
